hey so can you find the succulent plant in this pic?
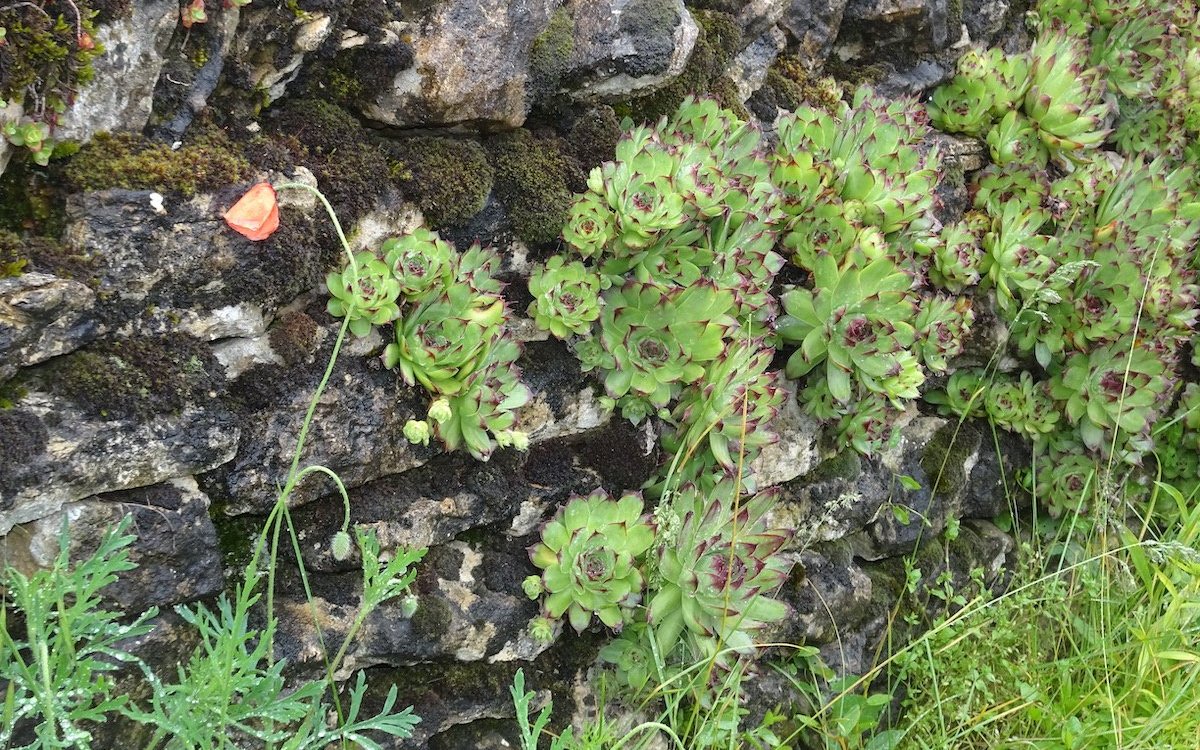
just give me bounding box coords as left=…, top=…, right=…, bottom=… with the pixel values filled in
left=589, top=134, right=687, bottom=252
left=1049, top=339, right=1169, bottom=451
left=592, top=281, right=737, bottom=412
left=529, top=490, right=655, bottom=633
left=927, top=76, right=996, bottom=137
left=563, top=191, right=615, bottom=258
left=983, top=371, right=1061, bottom=439
left=384, top=280, right=506, bottom=395
left=981, top=201, right=1057, bottom=314
left=528, top=256, right=605, bottom=339
left=662, top=340, right=783, bottom=485
left=914, top=295, right=974, bottom=373
left=777, top=254, right=918, bottom=404
left=924, top=369, right=989, bottom=420
left=598, top=624, right=656, bottom=692
left=433, top=339, right=531, bottom=460
left=782, top=201, right=858, bottom=271
left=382, top=228, right=455, bottom=300
left=1023, top=447, right=1100, bottom=518
left=836, top=393, right=901, bottom=455
left=326, top=251, right=403, bottom=337
left=973, top=164, right=1051, bottom=218
left=1024, top=28, right=1114, bottom=167
left=648, top=482, right=791, bottom=662
left=986, top=110, right=1050, bottom=168
left=956, top=47, right=1032, bottom=118
left=931, top=221, right=985, bottom=292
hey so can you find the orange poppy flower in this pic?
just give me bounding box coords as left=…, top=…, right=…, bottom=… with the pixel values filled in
left=224, top=182, right=279, bottom=241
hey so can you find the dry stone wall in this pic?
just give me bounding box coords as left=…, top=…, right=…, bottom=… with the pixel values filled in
left=0, top=1, right=1022, bottom=746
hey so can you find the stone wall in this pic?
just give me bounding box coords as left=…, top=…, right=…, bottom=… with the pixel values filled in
left=0, top=1, right=1021, bottom=746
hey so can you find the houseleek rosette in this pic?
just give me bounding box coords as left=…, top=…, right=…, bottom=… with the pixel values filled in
left=529, top=490, right=655, bottom=633
left=326, top=251, right=402, bottom=338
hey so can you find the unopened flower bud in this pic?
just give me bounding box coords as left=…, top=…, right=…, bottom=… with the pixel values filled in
left=330, top=530, right=353, bottom=561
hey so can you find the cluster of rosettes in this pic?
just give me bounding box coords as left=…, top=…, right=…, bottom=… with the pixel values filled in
left=1036, top=0, right=1200, bottom=164
left=326, top=227, right=530, bottom=460
left=529, top=97, right=787, bottom=486
left=771, top=90, right=975, bottom=454
left=923, top=2, right=1200, bottom=504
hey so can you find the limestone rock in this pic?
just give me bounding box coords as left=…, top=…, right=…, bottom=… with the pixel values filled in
left=563, top=0, right=701, bottom=102
left=728, top=25, right=788, bottom=102
left=0, top=393, right=238, bottom=535
left=0, top=272, right=98, bottom=382
left=55, top=0, right=179, bottom=145
left=780, top=0, right=850, bottom=70
left=362, top=0, right=560, bottom=128
left=236, top=10, right=334, bottom=105
left=0, top=478, right=224, bottom=611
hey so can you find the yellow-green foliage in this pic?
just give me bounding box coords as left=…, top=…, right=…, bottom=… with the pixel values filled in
left=64, top=128, right=250, bottom=197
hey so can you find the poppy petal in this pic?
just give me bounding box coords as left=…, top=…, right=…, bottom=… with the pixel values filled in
left=224, top=183, right=280, bottom=241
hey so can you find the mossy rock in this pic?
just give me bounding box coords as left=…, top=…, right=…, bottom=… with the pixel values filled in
left=564, top=105, right=622, bottom=170
left=262, top=99, right=393, bottom=224
left=486, top=130, right=583, bottom=246
left=64, top=125, right=251, bottom=198
left=767, top=55, right=845, bottom=113
left=528, top=7, right=575, bottom=108
left=34, top=334, right=223, bottom=420
left=0, top=1, right=103, bottom=113
left=920, top=421, right=982, bottom=498
left=806, top=449, right=864, bottom=483
left=615, top=9, right=743, bottom=122
left=0, top=157, right=69, bottom=237
left=0, top=229, right=98, bottom=283
left=387, top=136, right=494, bottom=229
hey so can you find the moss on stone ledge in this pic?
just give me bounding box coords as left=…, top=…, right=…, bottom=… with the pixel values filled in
left=920, top=421, right=981, bottom=498
left=37, top=334, right=222, bottom=420
left=64, top=126, right=251, bottom=197
left=486, top=130, right=582, bottom=246
left=615, top=9, right=744, bottom=122
left=387, top=136, right=494, bottom=229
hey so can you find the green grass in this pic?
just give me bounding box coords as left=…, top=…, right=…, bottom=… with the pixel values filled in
left=888, top=481, right=1200, bottom=749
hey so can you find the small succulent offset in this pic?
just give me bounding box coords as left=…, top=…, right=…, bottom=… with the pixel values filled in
left=326, top=251, right=403, bottom=337
left=648, top=482, right=791, bottom=664
left=528, top=490, right=656, bottom=634
left=527, top=256, right=605, bottom=339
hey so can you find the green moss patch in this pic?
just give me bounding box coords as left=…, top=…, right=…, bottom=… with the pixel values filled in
left=64, top=125, right=251, bottom=197
left=486, top=130, right=583, bottom=246
left=0, top=229, right=98, bottom=283
left=528, top=7, right=575, bottom=107
left=262, top=99, right=392, bottom=224
left=36, top=334, right=223, bottom=420
left=387, top=136, right=494, bottom=229
left=920, top=421, right=982, bottom=498
left=0, top=2, right=102, bottom=113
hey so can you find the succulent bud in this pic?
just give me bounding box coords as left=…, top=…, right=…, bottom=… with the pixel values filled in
left=403, top=419, right=431, bottom=446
